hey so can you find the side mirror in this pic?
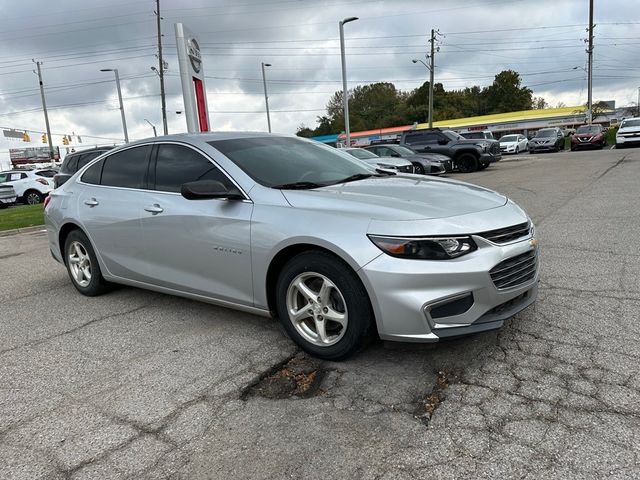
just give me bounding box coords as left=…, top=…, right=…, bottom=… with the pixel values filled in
left=181, top=180, right=244, bottom=200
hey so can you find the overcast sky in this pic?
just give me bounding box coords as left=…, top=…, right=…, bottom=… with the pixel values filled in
left=0, top=0, right=638, bottom=167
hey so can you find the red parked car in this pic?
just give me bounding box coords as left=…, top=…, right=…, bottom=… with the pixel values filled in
left=571, top=124, right=606, bottom=150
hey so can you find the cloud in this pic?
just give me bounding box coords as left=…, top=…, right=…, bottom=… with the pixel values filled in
left=1, top=0, right=638, bottom=167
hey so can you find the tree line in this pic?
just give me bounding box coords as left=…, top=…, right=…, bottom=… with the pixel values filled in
left=297, top=70, right=548, bottom=137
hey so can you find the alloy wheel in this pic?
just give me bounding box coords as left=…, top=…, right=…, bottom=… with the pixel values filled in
left=285, top=272, right=348, bottom=347
left=67, top=241, right=92, bottom=287
left=26, top=192, right=41, bottom=204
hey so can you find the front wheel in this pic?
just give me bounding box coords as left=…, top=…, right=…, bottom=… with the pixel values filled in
left=275, top=251, right=374, bottom=360
left=515, top=146, right=520, bottom=154
left=456, top=154, right=478, bottom=173
left=413, top=163, right=425, bottom=175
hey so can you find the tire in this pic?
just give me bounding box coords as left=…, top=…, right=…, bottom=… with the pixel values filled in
left=515, top=146, right=520, bottom=154
left=275, top=250, right=374, bottom=360
left=413, top=163, right=425, bottom=175
left=23, top=190, right=43, bottom=205
left=456, top=153, right=478, bottom=173
left=64, top=229, right=111, bottom=296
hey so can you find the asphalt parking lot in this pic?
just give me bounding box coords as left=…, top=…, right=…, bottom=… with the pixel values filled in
left=1, top=147, right=639, bottom=479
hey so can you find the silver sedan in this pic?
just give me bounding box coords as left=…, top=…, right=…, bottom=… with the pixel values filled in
left=45, top=133, right=538, bottom=360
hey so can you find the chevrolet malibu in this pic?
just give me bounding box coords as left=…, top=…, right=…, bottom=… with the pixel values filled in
left=45, top=133, right=538, bottom=360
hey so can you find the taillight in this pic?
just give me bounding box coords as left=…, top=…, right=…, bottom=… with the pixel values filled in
left=36, top=178, right=49, bottom=186
left=43, top=195, right=51, bottom=209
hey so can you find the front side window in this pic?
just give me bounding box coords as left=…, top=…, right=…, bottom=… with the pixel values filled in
left=154, top=144, right=233, bottom=193
left=208, top=136, right=372, bottom=188
left=100, top=145, right=152, bottom=189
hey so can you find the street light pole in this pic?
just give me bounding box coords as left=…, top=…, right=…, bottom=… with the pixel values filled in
left=100, top=68, right=129, bottom=143
left=33, top=60, right=55, bottom=165
left=339, top=16, right=358, bottom=147
left=586, top=0, right=594, bottom=124
left=144, top=119, right=157, bottom=137
left=261, top=62, right=272, bottom=133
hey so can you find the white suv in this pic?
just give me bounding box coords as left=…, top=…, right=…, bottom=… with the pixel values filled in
left=0, top=168, right=55, bottom=204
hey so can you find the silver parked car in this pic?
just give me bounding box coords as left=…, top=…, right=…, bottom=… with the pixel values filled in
left=45, top=133, right=538, bottom=360
left=343, top=147, right=415, bottom=174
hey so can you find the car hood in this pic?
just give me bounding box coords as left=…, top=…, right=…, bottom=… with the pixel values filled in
left=531, top=137, right=554, bottom=142
left=365, top=156, right=413, bottom=167
left=455, top=138, right=499, bottom=146
left=281, top=176, right=507, bottom=222
left=618, top=126, right=640, bottom=135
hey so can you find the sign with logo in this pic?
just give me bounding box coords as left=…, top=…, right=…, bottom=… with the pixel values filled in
left=175, top=23, right=210, bottom=133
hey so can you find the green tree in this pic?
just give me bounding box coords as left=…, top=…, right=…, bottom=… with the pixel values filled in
left=482, top=70, right=533, bottom=114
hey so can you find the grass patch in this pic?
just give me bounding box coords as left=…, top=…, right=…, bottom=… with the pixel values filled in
left=0, top=204, right=45, bottom=231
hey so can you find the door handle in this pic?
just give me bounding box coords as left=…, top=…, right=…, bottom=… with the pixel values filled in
left=84, top=198, right=99, bottom=207
left=144, top=204, right=163, bottom=214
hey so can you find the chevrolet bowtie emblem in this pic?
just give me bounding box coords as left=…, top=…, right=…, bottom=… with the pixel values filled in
left=530, top=238, right=538, bottom=249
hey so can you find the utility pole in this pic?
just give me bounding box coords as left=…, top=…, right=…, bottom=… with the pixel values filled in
left=155, top=0, right=168, bottom=135
left=586, top=0, right=594, bottom=124
left=33, top=60, right=55, bottom=165
left=428, top=29, right=435, bottom=128
left=637, top=87, right=639, bottom=117
left=339, top=17, right=358, bottom=147
left=261, top=62, right=272, bottom=133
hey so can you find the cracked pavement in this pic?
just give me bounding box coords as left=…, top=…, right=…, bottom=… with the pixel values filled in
left=1, top=148, right=639, bottom=479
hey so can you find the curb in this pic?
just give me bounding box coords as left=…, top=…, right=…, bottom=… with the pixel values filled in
left=0, top=225, right=47, bottom=238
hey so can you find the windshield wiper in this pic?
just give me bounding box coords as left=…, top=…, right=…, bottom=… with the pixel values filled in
left=332, top=173, right=379, bottom=185
left=272, top=181, right=326, bottom=190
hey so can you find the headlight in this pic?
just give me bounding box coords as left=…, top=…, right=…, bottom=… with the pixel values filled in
left=368, top=235, right=477, bottom=260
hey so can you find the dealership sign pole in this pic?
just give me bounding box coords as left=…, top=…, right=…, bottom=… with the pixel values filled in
left=175, top=23, right=209, bottom=133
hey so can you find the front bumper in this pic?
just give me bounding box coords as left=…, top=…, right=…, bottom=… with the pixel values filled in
left=0, top=196, right=17, bottom=205
left=480, top=152, right=501, bottom=164
left=360, top=235, right=538, bottom=342
left=616, top=136, right=640, bottom=147
left=529, top=143, right=556, bottom=151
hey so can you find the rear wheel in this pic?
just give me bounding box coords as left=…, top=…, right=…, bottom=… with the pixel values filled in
left=456, top=153, right=478, bottom=173
left=413, top=163, right=425, bottom=175
left=275, top=251, right=373, bottom=360
left=64, top=230, right=111, bottom=296
left=24, top=190, right=43, bottom=205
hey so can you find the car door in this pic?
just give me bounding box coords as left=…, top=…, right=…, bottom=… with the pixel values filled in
left=76, top=144, right=153, bottom=282
left=138, top=142, right=254, bottom=305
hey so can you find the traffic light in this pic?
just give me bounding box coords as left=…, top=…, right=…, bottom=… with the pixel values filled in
left=22, top=131, right=30, bottom=142
left=41, top=133, right=47, bottom=144
left=62, top=135, right=69, bottom=145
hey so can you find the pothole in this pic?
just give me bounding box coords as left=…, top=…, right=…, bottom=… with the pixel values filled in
left=243, top=354, right=328, bottom=400
left=414, top=369, right=460, bottom=425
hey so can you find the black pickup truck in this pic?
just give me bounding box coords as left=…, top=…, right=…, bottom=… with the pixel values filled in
left=400, top=128, right=502, bottom=173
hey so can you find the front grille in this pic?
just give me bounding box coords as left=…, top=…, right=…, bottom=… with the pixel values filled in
left=490, top=143, right=501, bottom=154
left=490, top=250, right=537, bottom=290
left=477, top=222, right=531, bottom=244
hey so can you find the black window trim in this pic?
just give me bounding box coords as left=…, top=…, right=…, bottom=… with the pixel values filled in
left=77, top=142, right=155, bottom=191
left=149, top=141, right=250, bottom=201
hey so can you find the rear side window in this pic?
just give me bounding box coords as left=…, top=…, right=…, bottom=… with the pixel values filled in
left=100, top=145, right=152, bottom=189
left=77, top=151, right=106, bottom=170
left=62, top=155, right=79, bottom=173
left=405, top=132, right=440, bottom=144
left=154, top=144, right=232, bottom=193
left=81, top=159, right=104, bottom=185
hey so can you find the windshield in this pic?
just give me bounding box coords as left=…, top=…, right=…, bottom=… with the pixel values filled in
left=499, top=135, right=518, bottom=142
left=536, top=130, right=556, bottom=138
left=347, top=149, right=378, bottom=160
left=208, top=136, right=374, bottom=188
left=443, top=130, right=464, bottom=141
left=620, top=119, right=640, bottom=128
left=391, top=145, right=416, bottom=156
left=576, top=125, right=600, bottom=134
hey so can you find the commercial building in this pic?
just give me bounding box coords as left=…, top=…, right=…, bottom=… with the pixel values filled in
left=313, top=104, right=616, bottom=147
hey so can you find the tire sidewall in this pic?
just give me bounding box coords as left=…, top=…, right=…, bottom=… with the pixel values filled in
left=64, top=230, right=108, bottom=296
left=275, top=251, right=373, bottom=360
left=25, top=191, right=43, bottom=205
left=413, top=163, right=425, bottom=175
left=457, top=154, right=478, bottom=173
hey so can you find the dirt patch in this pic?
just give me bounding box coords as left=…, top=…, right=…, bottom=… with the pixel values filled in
left=243, top=354, right=327, bottom=400
left=414, top=369, right=460, bottom=425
